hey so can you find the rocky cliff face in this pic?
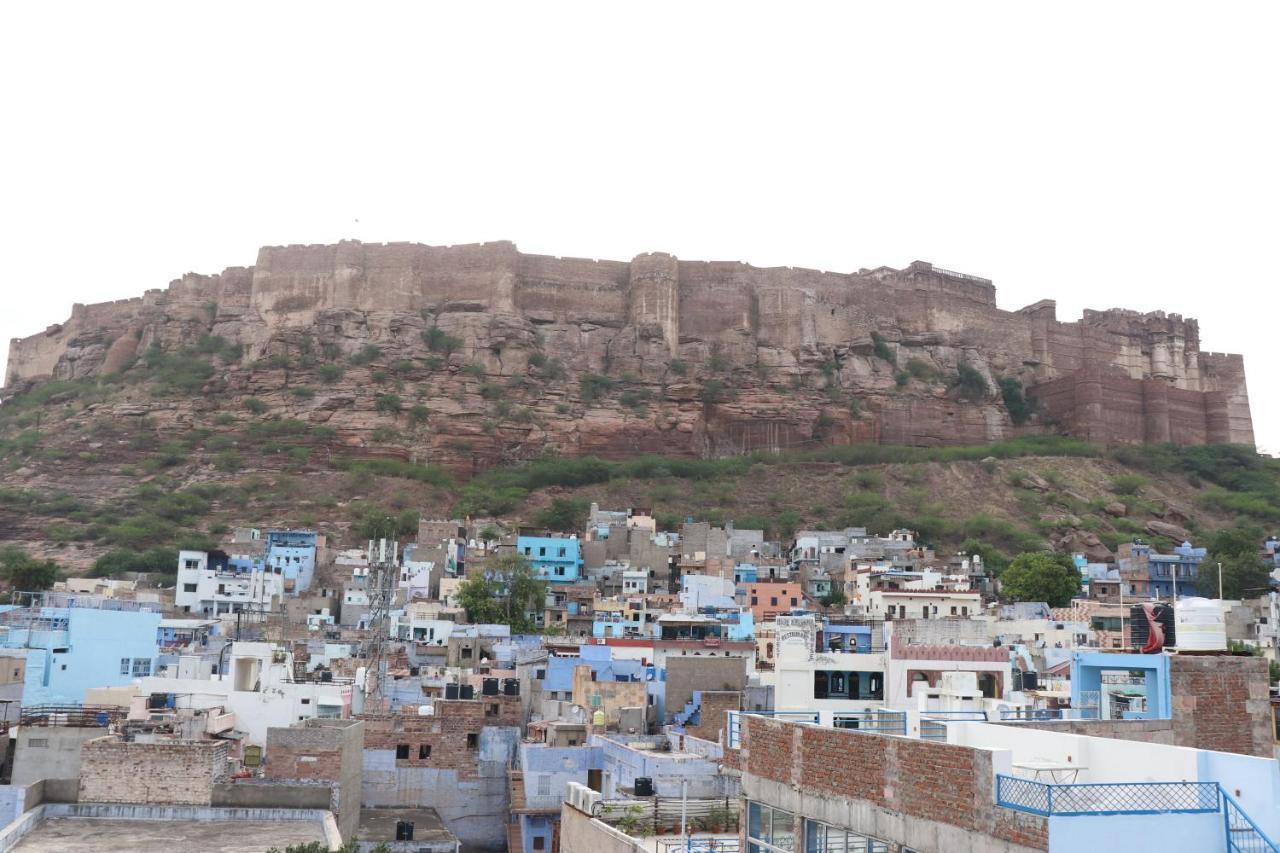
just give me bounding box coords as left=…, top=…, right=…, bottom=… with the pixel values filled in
left=4, top=240, right=1254, bottom=474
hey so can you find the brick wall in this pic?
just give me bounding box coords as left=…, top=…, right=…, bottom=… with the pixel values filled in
left=264, top=719, right=365, bottom=841
left=1170, top=654, right=1273, bottom=757
left=359, top=695, right=520, bottom=780
left=666, top=658, right=747, bottom=719
left=742, top=716, right=1047, bottom=851
left=79, top=737, right=230, bottom=805
left=572, top=666, right=648, bottom=726
left=686, top=691, right=741, bottom=744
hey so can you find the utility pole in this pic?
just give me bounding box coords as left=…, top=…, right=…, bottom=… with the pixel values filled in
left=1218, top=562, right=1224, bottom=601
left=364, top=526, right=399, bottom=709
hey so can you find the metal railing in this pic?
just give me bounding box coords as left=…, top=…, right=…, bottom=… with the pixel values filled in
left=998, top=775, right=1219, bottom=817
left=918, top=710, right=988, bottom=741
left=997, top=775, right=1278, bottom=851
left=656, top=838, right=740, bottom=853
left=594, top=796, right=739, bottom=836
left=921, top=710, right=989, bottom=721
left=1223, top=789, right=1280, bottom=853
left=999, top=707, right=1101, bottom=722
left=726, top=710, right=819, bottom=748
left=931, top=266, right=992, bottom=285
left=20, top=704, right=123, bottom=728
left=831, top=710, right=907, bottom=736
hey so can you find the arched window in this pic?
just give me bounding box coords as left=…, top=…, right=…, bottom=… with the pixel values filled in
left=978, top=672, right=998, bottom=699
left=766, top=642, right=774, bottom=659
left=909, top=671, right=930, bottom=696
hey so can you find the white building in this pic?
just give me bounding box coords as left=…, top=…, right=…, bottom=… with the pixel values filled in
left=399, top=555, right=433, bottom=601
left=768, top=615, right=888, bottom=713
left=621, top=570, right=649, bottom=596
left=175, top=550, right=285, bottom=617
left=128, top=641, right=352, bottom=745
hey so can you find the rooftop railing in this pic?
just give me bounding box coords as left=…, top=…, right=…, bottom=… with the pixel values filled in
left=726, top=710, right=819, bottom=748
left=832, top=710, right=907, bottom=737
left=20, top=704, right=124, bottom=728
left=996, top=775, right=1278, bottom=851
left=996, top=775, right=1219, bottom=817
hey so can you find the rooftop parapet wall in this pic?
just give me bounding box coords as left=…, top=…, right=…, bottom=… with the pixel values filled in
left=739, top=714, right=1048, bottom=852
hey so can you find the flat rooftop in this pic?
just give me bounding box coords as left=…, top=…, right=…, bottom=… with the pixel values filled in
left=359, top=807, right=455, bottom=844
left=11, top=817, right=327, bottom=852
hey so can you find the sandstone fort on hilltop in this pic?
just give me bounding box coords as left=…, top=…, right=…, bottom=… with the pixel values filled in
left=4, top=240, right=1253, bottom=464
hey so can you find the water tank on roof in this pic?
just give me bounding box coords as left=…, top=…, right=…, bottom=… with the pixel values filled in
left=503, top=678, right=520, bottom=696
left=445, top=683, right=460, bottom=700
left=482, top=678, right=500, bottom=695
left=1175, top=598, right=1226, bottom=651
left=460, top=684, right=475, bottom=700
left=634, top=777, right=654, bottom=797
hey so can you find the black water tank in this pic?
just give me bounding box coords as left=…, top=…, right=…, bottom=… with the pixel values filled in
left=482, top=678, right=500, bottom=695
left=634, top=777, right=654, bottom=797
left=1021, top=671, right=1039, bottom=690
left=460, top=684, right=475, bottom=700
left=445, top=683, right=460, bottom=700
left=503, top=678, right=520, bottom=696
left=319, top=671, right=333, bottom=683
left=1129, top=603, right=1176, bottom=651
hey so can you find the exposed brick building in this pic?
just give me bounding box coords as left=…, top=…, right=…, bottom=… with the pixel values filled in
left=79, top=737, right=231, bottom=806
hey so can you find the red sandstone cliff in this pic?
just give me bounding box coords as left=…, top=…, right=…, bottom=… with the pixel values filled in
left=3, top=240, right=1254, bottom=469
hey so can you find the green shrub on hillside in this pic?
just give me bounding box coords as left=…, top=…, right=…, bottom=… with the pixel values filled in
left=953, top=362, right=989, bottom=400
left=870, top=332, right=895, bottom=364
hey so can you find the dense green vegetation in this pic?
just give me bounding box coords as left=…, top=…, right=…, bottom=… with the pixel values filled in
left=999, top=552, right=1082, bottom=607
left=456, top=553, right=547, bottom=632
left=0, top=546, right=58, bottom=591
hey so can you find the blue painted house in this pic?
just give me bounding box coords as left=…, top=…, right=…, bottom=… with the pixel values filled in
left=517, top=534, right=583, bottom=584
left=1146, top=541, right=1205, bottom=599
left=514, top=743, right=603, bottom=853
left=0, top=594, right=162, bottom=706
left=265, top=528, right=318, bottom=593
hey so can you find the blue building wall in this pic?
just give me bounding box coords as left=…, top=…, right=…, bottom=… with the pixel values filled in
left=724, top=611, right=755, bottom=642
left=4, top=606, right=162, bottom=706
left=1070, top=651, right=1171, bottom=720
left=517, top=535, right=583, bottom=584
left=1148, top=542, right=1206, bottom=599
left=542, top=647, right=645, bottom=695
left=266, top=529, right=318, bottom=593
left=1047, top=811, right=1220, bottom=853
left=821, top=622, right=874, bottom=652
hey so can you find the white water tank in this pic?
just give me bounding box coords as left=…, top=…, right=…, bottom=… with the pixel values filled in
left=1175, top=597, right=1227, bottom=651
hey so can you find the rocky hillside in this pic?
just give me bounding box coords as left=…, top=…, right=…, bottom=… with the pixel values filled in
left=0, top=240, right=1270, bottom=577
left=1, top=365, right=1276, bottom=577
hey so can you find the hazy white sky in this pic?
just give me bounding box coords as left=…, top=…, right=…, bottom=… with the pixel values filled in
left=2, top=2, right=1276, bottom=452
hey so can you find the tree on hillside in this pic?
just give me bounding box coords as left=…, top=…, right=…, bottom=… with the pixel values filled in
left=999, top=551, right=1080, bottom=608
left=1199, top=524, right=1273, bottom=599
left=0, top=547, right=58, bottom=592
